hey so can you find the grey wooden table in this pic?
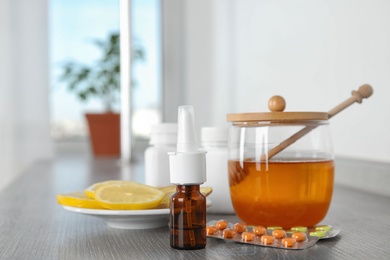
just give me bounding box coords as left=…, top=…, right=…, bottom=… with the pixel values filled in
left=1, top=156, right=389, bottom=259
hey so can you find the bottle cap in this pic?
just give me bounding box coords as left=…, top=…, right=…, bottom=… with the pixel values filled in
left=201, top=127, right=229, bottom=144
left=149, top=123, right=177, bottom=145
left=169, top=106, right=207, bottom=184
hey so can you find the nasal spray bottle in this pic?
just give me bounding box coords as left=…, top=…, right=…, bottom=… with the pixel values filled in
left=169, top=106, right=207, bottom=250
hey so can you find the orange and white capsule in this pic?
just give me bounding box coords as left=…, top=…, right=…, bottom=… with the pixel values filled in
left=292, top=232, right=307, bottom=242
left=282, top=237, right=296, bottom=248
left=222, top=229, right=236, bottom=239
left=206, top=225, right=218, bottom=235
left=260, top=235, right=275, bottom=245
left=272, top=229, right=287, bottom=239
left=234, top=222, right=247, bottom=234
left=241, top=231, right=255, bottom=242
left=253, top=226, right=266, bottom=236
left=215, top=219, right=229, bottom=230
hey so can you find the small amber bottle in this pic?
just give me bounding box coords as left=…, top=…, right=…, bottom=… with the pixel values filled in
left=168, top=106, right=207, bottom=250
left=170, top=185, right=206, bottom=249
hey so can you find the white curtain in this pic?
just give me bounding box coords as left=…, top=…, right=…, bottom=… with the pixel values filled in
left=0, top=0, right=53, bottom=191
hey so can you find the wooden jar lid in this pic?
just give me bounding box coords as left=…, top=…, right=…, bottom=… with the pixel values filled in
left=227, top=96, right=329, bottom=122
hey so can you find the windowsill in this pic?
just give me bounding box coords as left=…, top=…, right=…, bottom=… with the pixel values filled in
left=53, top=138, right=149, bottom=159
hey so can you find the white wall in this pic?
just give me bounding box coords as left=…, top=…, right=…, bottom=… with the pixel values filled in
left=230, top=0, right=389, bottom=163
left=169, top=0, right=389, bottom=163
left=0, top=0, right=53, bottom=191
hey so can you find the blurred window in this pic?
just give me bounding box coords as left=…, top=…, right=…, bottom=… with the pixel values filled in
left=49, top=0, right=161, bottom=151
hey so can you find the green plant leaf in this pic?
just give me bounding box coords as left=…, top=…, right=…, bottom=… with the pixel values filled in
left=58, top=31, right=144, bottom=110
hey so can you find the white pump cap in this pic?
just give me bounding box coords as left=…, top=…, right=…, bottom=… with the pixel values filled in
left=169, top=106, right=207, bottom=184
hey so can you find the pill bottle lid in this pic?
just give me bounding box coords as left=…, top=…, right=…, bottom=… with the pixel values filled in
left=201, top=127, right=229, bottom=143
left=169, top=106, right=206, bottom=184
left=149, top=123, right=177, bottom=145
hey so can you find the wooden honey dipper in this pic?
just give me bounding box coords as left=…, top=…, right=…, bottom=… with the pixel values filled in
left=263, top=84, right=374, bottom=160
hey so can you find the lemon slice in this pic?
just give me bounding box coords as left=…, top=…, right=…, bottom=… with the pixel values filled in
left=155, top=186, right=213, bottom=209
left=200, top=187, right=213, bottom=197
left=94, top=183, right=165, bottom=210
left=57, top=192, right=105, bottom=209
left=154, top=191, right=174, bottom=209
left=85, top=180, right=135, bottom=199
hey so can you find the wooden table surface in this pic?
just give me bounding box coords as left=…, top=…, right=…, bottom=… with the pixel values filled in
left=1, top=156, right=389, bottom=259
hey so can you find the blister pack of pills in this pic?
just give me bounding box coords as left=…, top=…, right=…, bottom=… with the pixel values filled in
left=206, top=220, right=340, bottom=250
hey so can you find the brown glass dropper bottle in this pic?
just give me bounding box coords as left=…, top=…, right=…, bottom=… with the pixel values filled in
left=168, top=106, right=207, bottom=250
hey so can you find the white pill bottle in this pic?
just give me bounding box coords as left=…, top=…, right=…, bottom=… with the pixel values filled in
left=144, top=123, right=177, bottom=187
left=201, top=127, right=234, bottom=214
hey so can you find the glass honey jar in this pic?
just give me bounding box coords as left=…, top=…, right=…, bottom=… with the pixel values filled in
left=227, top=96, right=334, bottom=228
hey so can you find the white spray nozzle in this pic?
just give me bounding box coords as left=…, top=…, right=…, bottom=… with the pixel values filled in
left=169, top=105, right=206, bottom=184
left=177, top=106, right=198, bottom=153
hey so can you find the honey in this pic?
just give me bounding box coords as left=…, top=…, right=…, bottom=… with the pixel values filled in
left=228, top=159, right=334, bottom=228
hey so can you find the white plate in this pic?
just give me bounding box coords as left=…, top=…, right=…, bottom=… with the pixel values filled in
left=63, top=199, right=212, bottom=230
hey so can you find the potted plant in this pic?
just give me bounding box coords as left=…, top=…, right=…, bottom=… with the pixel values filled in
left=59, top=32, right=144, bottom=157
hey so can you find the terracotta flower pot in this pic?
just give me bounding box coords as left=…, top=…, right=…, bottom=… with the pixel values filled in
left=85, top=113, right=120, bottom=157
